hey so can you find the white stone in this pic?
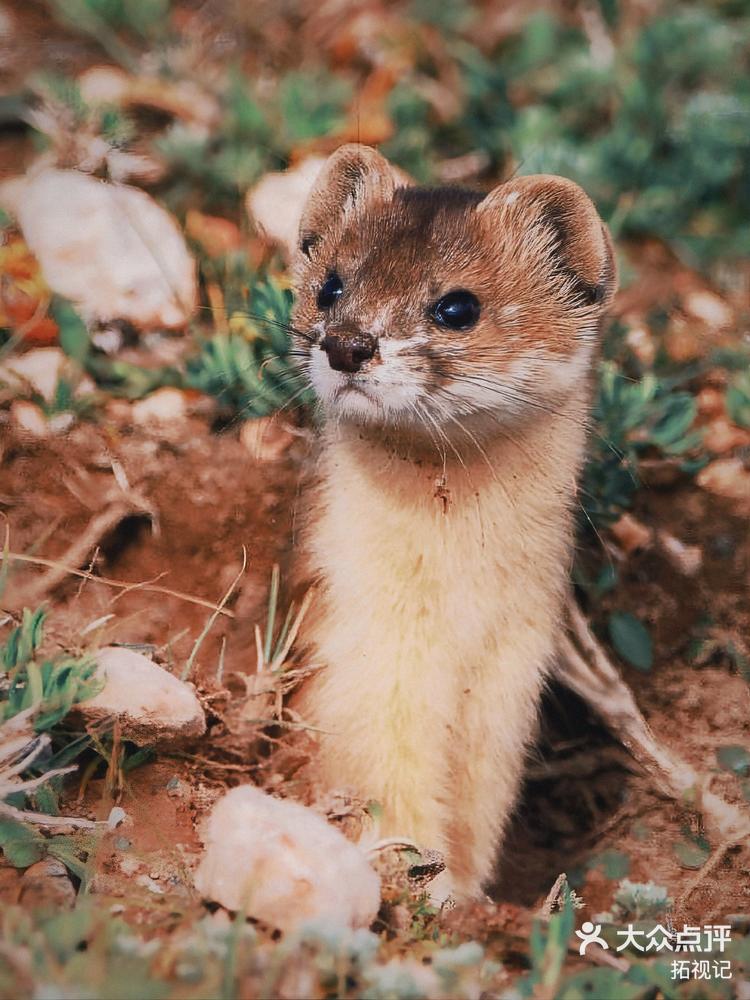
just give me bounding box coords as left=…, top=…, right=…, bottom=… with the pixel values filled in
left=683, top=290, right=733, bottom=331
left=77, top=65, right=130, bottom=105
left=697, top=458, right=750, bottom=515
left=0, top=348, right=95, bottom=410
left=132, top=387, right=188, bottom=426
left=1, top=347, right=66, bottom=402
left=107, top=806, right=128, bottom=829
left=246, top=157, right=326, bottom=260
left=9, top=400, right=48, bottom=437
left=194, top=785, right=381, bottom=933
left=0, top=169, right=196, bottom=329
left=80, top=647, right=206, bottom=745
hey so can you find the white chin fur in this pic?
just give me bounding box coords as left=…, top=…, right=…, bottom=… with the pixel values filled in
left=308, top=345, right=424, bottom=423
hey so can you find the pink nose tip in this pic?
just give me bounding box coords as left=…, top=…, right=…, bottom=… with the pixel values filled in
left=320, top=332, right=377, bottom=373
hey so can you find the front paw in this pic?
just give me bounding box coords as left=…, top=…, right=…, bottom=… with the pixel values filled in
left=424, top=869, right=457, bottom=909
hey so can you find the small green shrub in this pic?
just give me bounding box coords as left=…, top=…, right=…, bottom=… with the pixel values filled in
left=1, top=608, right=101, bottom=732
left=582, top=362, right=702, bottom=529
left=186, top=275, right=310, bottom=418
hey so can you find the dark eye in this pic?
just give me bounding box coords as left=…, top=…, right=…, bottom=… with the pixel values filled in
left=317, top=273, right=344, bottom=310
left=431, top=290, right=481, bottom=330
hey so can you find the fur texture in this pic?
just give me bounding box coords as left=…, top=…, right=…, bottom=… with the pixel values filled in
left=290, top=145, right=616, bottom=900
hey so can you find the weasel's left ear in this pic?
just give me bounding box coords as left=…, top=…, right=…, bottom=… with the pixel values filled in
left=477, top=174, right=617, bottom=308
left=297, top=144, right=405, bottom=261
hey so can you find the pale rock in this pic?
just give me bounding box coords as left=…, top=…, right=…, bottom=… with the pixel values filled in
left=47, top=412, right=76, bottom=436
left=654, top=530, right=703, bottom=577
left=136, top=873, right=165, bottom=894
left=19, top=858, right=76, bottom=909
left=365, top=958, right=441, bottom=998
left=77, top=65, right=131, bottom=105
left=132, top=387, right=188, bottom=426
left=1, top=347, right=66, bottom=402
left=9, top=400, right=48, bottom=437
left=194, top=785, right=381, bottom=933
left=0, top=169, right=196, bottom=329
left=246, top=157, right=326, bottom=259
left=119, top=856, right=143, bottom=877
left=697, top=458, right=750, bottom=516
left=0, top=348, right=95, bottom=407
left=683, top=290, right=733, bottom=331
left=624, top=322, right=656, bottom=367
left=703, top=417, right=750, bottom=455
left=80, top=646, right=206, bottom=745
left=107, top=806, right=128, bottom=829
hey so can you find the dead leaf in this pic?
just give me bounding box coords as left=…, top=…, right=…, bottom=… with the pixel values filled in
left=186, top=210, right=242, bottom=259
left=610, top=513, right=652, bottom=554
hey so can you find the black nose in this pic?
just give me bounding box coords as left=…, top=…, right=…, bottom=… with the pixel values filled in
left=320, top=332, right=377, bottom=373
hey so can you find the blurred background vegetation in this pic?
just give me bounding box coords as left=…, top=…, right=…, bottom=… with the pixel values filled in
left=23, top=0, right=750, bottom=264
left=2, top=0, right=747, bottom=579
left=1, top=1, right=749, bottom=997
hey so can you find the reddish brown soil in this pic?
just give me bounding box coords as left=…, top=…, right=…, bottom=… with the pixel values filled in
left=2, top=409, right=304, bottom=678
left=498, top=482, right=750, bottom=923
left=1, top=0, right=748, bottom=936
left=2, top=398, right=749, bottom=930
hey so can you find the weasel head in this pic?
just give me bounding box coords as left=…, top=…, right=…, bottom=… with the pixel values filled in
left=291, top=144, right=617, bottom=436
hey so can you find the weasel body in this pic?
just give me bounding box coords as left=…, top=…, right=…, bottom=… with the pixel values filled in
left=290, top=146, right=616, bottom=900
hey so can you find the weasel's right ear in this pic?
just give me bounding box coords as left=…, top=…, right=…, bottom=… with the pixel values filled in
left=297, top=144, right=401, bottom=260
left=477, top=174, right=617, bottom=309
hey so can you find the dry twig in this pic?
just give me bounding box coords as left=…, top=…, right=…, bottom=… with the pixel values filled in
left=1, top=550, right=236, bottom=618
left=559, top=596, right=750, bottom=846
left=6, top=500, right=145, bottom=608
left=0, top=712, right=97, bottom=830
left=538, top=872, right=568, bottom=920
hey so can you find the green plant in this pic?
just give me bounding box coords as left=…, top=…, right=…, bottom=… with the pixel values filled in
left=726, top=371, right=750, bottom=428
left=156, top=67, right=349, bottom=216
left=1, top=609, right=101, bottom=732
left=686, top=619, right=750, bottom=678
left=155, top=79, right=272, bottom=213
left=0, top=609, right=104, bottom=881
left=48, top=0, right=170, bottom=58
left=186, top=274, right=310, bottom=418
left=582, top=362, right=702, bottom=529
left=386, top=5, right=750, bottom=268
left=608, top=612, right=653, bottom=672
left=514, top=893, right=576, bottom=997
left=600, top=879, right=673, bottom=922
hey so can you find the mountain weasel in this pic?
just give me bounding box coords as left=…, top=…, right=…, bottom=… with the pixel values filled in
left=290, top=144, right=617, bottom=901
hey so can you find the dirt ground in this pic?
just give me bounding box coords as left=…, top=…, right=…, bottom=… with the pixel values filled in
left=2, top=378, right=749, bottom=933
left=1, top=1, right=749, bottom=985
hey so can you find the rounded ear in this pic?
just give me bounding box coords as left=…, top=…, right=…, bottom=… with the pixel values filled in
left=477, top=174, right=617, bottom=308
left=297, top=144, right=402, bottom=260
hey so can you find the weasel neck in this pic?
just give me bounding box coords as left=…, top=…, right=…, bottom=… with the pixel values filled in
left=320, top=398, right=590, bottom=512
